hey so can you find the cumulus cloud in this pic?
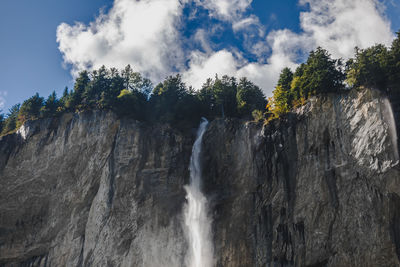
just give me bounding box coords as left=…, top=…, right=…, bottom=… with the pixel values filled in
left=57, top=0, right=184, bottom=82
left=298, top=0, right=394, bottom=58
left=57, top=0, right=394, bottom=97
left=182, top=29, right=303, bottom=92
left=183, top=0, right=393, bottom=95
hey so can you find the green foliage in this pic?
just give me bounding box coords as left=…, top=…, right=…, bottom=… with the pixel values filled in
left=278, top=67, right=294, bottom=91
left=1, top=66, right=270, bottom=132
left=1, top=104, right=20, bottom=135
left=115, top=89, right=147, bottom=120
left=4, top=31, right=400, bottom=132
left=197, top=75, right=239, bottom=118
left=41, top=91, right=60, bottom=117
left=82, top=66, right=111, bottom=108
left=388, top=32, right=400, bottom=93
left=271, top=68, right=294, bottom=117
left=58, top=87, right=70, bottom=112
left=236, top=77, right=267, bottom=118
left=296, top=47, right=345, bottom=98
left=121, top=65, right=153, bottom=97
left=66, top=71, right=90, bottom=111
left=252, top=109, right=265, bottom=122
left=270, top=48, right=345, bottom=118
left=212, top=75, right=238, bottom=118
left=149, top=75, right=197, bottom=123
left=345, top=33, right=400, bottom=95
left=18, top=93, right=44, bottom=124
left=346, top=45, right=389, bottom=89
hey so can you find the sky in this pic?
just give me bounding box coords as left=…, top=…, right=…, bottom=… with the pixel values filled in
left=0, top=0, right=400, bottom=113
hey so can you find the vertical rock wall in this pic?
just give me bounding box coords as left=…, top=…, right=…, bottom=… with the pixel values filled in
left=0, top=89, right=399, bottom=267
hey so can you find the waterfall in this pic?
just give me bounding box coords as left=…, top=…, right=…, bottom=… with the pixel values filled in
left=183, top=118, right=214, bottom=267
left=383, top=98, right=399, bottom=161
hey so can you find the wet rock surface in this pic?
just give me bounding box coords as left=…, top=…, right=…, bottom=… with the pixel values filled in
left=0, top=89, right=399, bottom=266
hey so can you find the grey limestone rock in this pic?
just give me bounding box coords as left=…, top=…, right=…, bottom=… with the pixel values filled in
left=0, top=88, right=399, bottom=267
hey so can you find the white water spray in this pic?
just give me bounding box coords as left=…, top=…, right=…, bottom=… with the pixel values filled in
left=184, top=118, right=214, bottom=267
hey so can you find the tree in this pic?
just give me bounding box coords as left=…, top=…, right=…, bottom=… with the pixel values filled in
left=271, top=68, right=294, bottom=116
left=149, top=75, right=189, bottom=123
left=121, top=65, right=153, bottom=97
left=18, top=93, right=44, bottom=124
left=271, top=85, right=292, bottom=116
left=58, top=87, right=70, bottom=112
left=290, top=63, right=305, bottom=102
left=213, top=75, right=238, bottom=118
left=388, top=32, right=400, bottom=93
left=197, top=78, right=219, bottom=119
left=298, top=47, right=345, bottom=97
left=346, top=45, right=389, bottom=90
left=236, top=77, right=267, bottom=118
left=66, top=71, right=90, bottom=110
left=114, top=89, right=147, bottom=120
left=82, top=66, right=110, bottom=108
left=41, top=91, right=59, bottom=117
left=277, top=67, right=294, bottom=92
left=1, top=104, right=20, bottom=135
left=98, top=68, right=124, bottom=109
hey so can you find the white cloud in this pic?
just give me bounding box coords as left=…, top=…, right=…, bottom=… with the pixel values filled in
left=232, top=16, right=261, bottom=33
left=298, top=0, right=394, bottom=58
left=181, top=31, right=302, bottom=92
left=194, top=0, right=252, bottom=21
left=57, top=0, right=184, bottom=82
left=57, top=0, right=394, bottom=98
left=182, top=50, right=239, bottom=89
left=182, top=0, right=394, bottom=96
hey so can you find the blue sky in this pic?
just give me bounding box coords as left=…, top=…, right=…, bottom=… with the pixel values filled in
left=0, top=0, right=399, bottom=113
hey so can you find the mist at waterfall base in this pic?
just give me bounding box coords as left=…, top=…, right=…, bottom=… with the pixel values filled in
left=183, top=118, right=214, bottom=267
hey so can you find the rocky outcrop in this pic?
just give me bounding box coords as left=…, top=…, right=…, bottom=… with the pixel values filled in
left=0, top=88, right=399, bottom=266
left=0, top=112, right=193, bottom=266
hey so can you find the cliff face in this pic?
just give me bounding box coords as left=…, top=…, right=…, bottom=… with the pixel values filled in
left=1, top=89, right=399, bottom=267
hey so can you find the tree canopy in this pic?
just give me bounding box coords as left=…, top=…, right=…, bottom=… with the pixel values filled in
left=1, top=32, right=399, bottom=135
left=0, top=66, right=268, bottom=135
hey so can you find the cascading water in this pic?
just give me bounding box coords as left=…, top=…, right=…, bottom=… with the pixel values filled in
left=183, top=118, right=214, bottom=267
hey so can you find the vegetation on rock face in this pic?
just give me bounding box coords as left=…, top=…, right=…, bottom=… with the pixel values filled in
left=0, top=66, right=267, bottom=135
left=1, top=32, right=399, bottom=135
left=270, top=47, right=345, bottom=119
left=268, top=32, right=400, bottom=119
